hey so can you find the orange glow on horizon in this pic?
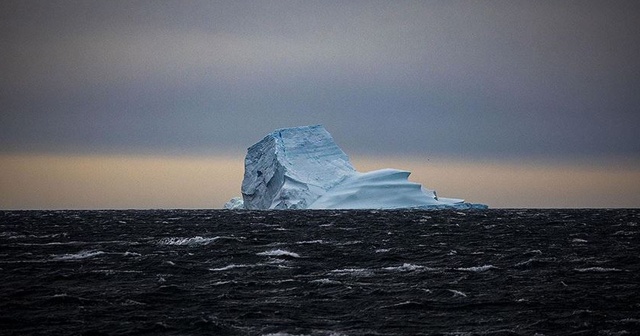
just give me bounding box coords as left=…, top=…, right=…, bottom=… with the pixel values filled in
left=0, top=154, right=639, bottom=209
left=352, top=156, right=640, bottom=209
left=0, top=154, right=244, bottom=209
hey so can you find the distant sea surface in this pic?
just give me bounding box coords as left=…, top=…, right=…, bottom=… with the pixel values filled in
left=1, top=209, right=638, bottom=336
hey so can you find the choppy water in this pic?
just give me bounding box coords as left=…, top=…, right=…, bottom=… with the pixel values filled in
left=1, top=209, right=639, bottom=335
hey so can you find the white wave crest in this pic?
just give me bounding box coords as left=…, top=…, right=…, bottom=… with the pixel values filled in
left=265, top=258, right=288, bottom=264
left=447, top=289, right=467, bottom=297
left=455, top=265, right=497, bottom=272
left=574, top=267, right=622, bottom=272
left=157, top=236, right=219, bottom=246
left=330, top=268, right=373, bottom=276
left=514, top=258, right=536, bottom=267
left=262, top=331, right=346, bottom=336
left=382, top=263, right=425, bottom=272
left=296, top=240, right=326, bottom=244
left=53, top=250, right=105, bottom=260
left=123, top=251, right=141, bottom=257
left=335, top=240, right=362, bottom=246
left=257, top=249, right=300, bottom=258
left=310, top=278, right=341, bottom=285
left=209, top=264, right=251, bottom=271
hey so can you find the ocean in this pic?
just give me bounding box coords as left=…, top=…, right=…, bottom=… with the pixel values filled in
left=0, top=209, right=638, bottom=335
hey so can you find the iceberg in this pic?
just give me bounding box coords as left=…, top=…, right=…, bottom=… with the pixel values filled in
left=224, top=125, right=486, bottom=210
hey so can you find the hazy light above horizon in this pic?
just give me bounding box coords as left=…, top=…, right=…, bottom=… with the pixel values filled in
left=1, top=154, right=638, bottom=210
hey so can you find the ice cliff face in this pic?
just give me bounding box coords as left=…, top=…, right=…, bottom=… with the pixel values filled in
left=225, top=125, right=487, bottom=210
left=240, top=125, right=356, bottom=209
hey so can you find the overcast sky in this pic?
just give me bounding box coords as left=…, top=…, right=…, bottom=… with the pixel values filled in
left=1, top=1, right=640, bottom=209
left=2, top=0, right=639, bottom=160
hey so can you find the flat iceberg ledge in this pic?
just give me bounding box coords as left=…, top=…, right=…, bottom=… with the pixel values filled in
left=224, top=125, right=487, bottom=210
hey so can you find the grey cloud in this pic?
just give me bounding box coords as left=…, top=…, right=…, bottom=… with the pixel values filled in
left=1, top=1, right=639, bottom=160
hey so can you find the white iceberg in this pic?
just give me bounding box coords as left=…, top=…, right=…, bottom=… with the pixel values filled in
left=224, top=125, right=486, bottom=210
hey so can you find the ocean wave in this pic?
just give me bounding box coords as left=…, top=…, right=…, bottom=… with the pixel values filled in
left=123, top=251, right=141, bottom=257
left=514, top=258, right=537, bottom=267
left=17, top=240, right=135, bottom=247
left=265, top=258, right=288, bottom=264
left=382, top=263, right=430, bottom=272
left=574, top=267, right=622, bottom=272
left=262, top=331, right=346, bottom=336
left=157, top=236, right=220, bottom=246
left=4, top=208, right=638, bottom=336
left=455, top=265, right=497, bottom=272
left=310, top=278, right=342, bottom=285
left=295, top=240, right=326, bottom=244
left=209, top=264, right=293, bottom=270
left=447, top=289, right=467, bottom=297
left=257, top=249, right=300, bottom=258
left=335, top=240, right=362, bottom=246
left=52, top=250, right=105, bottom=260
left=91, top=269, right=142, bottom=275
left=209, top=264, right=252, bottom=271
left=330, top=268, right=374, bottom=276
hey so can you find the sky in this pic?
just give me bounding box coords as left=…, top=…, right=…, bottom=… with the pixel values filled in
left=1, top=1, right=639, bottom=209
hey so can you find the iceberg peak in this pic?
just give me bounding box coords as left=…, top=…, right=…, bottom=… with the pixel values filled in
left=225, top=125, right=486, bottom=210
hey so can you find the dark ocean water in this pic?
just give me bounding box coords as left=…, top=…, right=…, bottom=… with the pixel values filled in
left=0, top=209, right=638, bottom=336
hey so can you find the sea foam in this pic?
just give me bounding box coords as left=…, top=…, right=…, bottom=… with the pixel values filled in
left=157, top=236, right=219, bottom=246
left=53, top=250, right=105, bottom=260
left=257, top=249, right=300, bottom=258
left=455, top=265, right=497, bottom=272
